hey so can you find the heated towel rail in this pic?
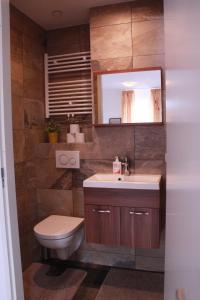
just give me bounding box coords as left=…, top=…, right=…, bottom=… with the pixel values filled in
left=44, top=51, right=93, bottom=117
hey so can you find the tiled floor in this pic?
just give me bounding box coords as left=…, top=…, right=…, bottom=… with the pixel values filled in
left=95, top=269, right=164, bottom=300
left=70, top=230, right=165, bottom=272
left=23, top=262, right=164, bottom=300
left=23, top=263, right=87, bottom=300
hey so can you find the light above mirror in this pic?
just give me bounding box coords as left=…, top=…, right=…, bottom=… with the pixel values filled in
left=94, top=68, right=162, bottom=125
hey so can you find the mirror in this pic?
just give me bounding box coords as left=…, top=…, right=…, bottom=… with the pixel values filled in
left=94, top=68, right=162, bottom=125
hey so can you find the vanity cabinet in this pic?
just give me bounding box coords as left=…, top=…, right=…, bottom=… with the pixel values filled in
left=85, top=205, right=120, bottom=246
left=84, top=188, right=160, bottom=249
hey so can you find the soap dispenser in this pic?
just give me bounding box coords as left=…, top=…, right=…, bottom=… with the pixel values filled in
left=113, top=156, right=122, bottom=174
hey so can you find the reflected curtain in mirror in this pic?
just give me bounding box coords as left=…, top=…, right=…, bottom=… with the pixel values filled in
left=151, top=89, right=162, bottom=122
left=121, top=90, right=135, bottom=123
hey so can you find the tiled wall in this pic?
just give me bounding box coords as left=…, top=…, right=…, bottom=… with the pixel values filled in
left=11, top=0, right=166, bottom=271
left=10, top=6, right=45, bottom=270
left=34, top=0, right=165, bottom=271
left=90, top=0, right=164, bottom=71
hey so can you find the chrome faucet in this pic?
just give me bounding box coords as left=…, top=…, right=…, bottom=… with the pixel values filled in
left=122, top=157, right=130, bottom=176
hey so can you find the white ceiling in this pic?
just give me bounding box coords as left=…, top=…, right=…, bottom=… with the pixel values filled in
left=10, top=0, right=132, bottom=30
left=101, top=70, right=161, bottom=90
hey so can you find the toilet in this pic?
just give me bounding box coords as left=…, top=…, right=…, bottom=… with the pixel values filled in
left=34, top=215, right=84, bottom=260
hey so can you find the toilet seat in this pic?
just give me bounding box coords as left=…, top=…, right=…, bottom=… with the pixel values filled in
left=34, top=215, right=84, bottom=240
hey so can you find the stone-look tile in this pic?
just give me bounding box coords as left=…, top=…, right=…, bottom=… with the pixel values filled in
left=135, top=256, right=164, bottom=272
left=46, top=25, right=88, bottom=55
left=16, top=189, right=38, bottom=235
left=35, top=143, right=61, bottom=159
left=132, top=20, right=164, bottom=56
left=51, top=171, right=72, bottom=190
left=35, top=126, right=135, bottom=162
left=91, top=57, right=133, bottom=72
left=134, top=160, right=165, bottom=175
left=24, top=129, right=44, bottom=161
left=133, top=54, right=164, bottom=69
left=90, top=3, right=132, bottom=28
left=13, top=130, right=25, bottom=163
left=35, top=158, right=71, bottom=189
left=37, top=189, right=73, bottom=220
left=72, top=160, right=113, bottom=188
left=91, top=23, right=132, bottom=60
left=132, top=0, right=164, bottom=21
left=23, top=35, right=44, bottom=72
left=20, top=232, right=40, bottom=271
left=23, top=66, right=45, bottom=100
left=71, top=249, right=135, bottom=269
left=81, top=242, right=135, bottom=256
left=15, top=161, right=37, bottom=192
left=10, top=29, right=23, bottom=63
left=11, top=60, right=23, bottom=96
left=134, top=125, right=166, bottom=160
left=22, top=15, right=44, bottom=43
left=10, top=5, right=25, bottom=32
left=12, top=95, right=24, bottom=129
left=24, top=99, right=45, bottom=128
left=79, top=25, right=91, bottom=52
left=93, top=127, right=134, bottom=160
left=73, top=188, right=84, bottom=218
left=10, top=6, right=46, bottom=271
left=35, top=143, right=95, bottom=160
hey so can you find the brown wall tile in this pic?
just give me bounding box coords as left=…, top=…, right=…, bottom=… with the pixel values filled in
left=46, top=25, right=90, bottom=55
left=132, top=20, right=164, bottom=56
left=37, top=189, right=73, bottom=220
left=13, top=130, right=25, bottom=163
left=132, top=0, right=164, bottom=21
left=134, top=125, right=166, bottom=160
left=12, top=95, right=24, bottom=129
left=90, top=3, right=132, bottom=28
left=133, top=54, right=164, bottom=69
left=10, top=5, right=45, bottom=270
left=91, top=57, right=133, bottom=72
left=91, top=23, right=132, bottom=60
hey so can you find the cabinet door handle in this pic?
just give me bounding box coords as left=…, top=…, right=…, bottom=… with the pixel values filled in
left=92, top=209, right=111, bottom=214
left=134, top=211, right=149, bottom=216
left=129, top=211, right=149, bottom=216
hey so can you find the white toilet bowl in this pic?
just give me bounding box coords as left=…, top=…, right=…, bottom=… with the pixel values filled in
left=34, top=215, right=84, bottom=260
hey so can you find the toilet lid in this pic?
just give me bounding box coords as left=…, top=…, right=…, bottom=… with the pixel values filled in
left=34, top=215, right=84, bottom=240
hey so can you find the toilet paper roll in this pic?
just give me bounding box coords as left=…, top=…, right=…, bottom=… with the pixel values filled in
left=67, top=133, right=75, bottom=143
left=70, top=124, right=80, bottom=134
left=75, top=133, right=85, bottom=144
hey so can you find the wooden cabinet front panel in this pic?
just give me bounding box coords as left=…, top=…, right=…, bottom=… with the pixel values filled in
left=133, top=208, right=153, bottom=248
left=85, top=204, right=120, bottom=246
left=121, top=207, right=160, bottom=248
left=84, top=187, right=160, bottom=249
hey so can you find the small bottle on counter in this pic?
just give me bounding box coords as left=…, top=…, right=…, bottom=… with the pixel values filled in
left=113, top=156, right=122, bottom=174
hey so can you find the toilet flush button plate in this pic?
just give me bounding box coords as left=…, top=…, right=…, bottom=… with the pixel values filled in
left=56, top=151, right=80, bottom=169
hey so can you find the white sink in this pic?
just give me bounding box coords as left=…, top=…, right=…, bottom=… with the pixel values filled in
left=83, top=173, right=161, bottom=190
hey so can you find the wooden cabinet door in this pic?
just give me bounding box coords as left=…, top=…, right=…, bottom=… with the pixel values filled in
left=121, top=207, right=160, bottom=248
left=85, top=204, right=120, bottom=246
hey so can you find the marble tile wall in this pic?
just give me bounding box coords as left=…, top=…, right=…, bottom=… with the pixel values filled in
left=10, top=5, right=45, bottom=270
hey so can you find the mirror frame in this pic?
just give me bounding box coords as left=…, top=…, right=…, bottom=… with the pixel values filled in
left=92, top=67, right=164, bottom=126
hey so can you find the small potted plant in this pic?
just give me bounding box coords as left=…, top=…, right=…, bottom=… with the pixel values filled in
left=45, top=119, right=60, bottom=144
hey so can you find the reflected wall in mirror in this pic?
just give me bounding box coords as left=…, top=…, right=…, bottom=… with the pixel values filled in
left=94, top=68, right=162, bottom=125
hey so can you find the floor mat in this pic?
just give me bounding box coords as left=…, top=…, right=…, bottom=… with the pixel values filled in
left=23, top=263, right=87, bottom=300
left=95, top=269, right=164, bottom=300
